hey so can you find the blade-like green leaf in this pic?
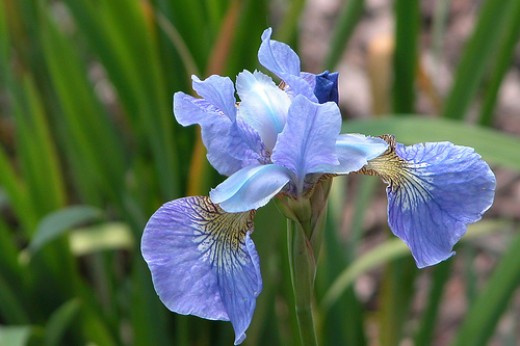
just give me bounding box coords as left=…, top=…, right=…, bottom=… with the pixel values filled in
left=442, top=0, right=513, bottom=120
left=345, top=117, right=520, bottom=172
left=44, top=299, right=81, bottom=346
left=40, top=7, right=126, bottom=204
left=392, top=0, right=419, bottom=114
left=323, top=0, right=364, bottom=70
left=0, top=274, right=29, bottom=324
left=0, top=326, right=32, bottom=346
left=452, top=230, right=520, bottom=346
left=321, top=220, right=513, bottom=310
left=478, top=0, right=520, bottom=126
left=69, top=222, right=134, bottom=256
left=29, top=206, right=103, bottom=255
left=14, top=75, right=66, bottom=216
left=413, top=261, right=452, bottom=346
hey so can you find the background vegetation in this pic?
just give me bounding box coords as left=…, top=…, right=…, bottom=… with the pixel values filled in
left=0, top=0, right=519, bottom=345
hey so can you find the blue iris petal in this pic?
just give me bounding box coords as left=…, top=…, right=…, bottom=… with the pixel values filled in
left=210, top=164, right=292, bottom=212
left=173, top=92, right=242, bottom=176
left=322, top=134, right=388, bottom=174
left=191, top=75, right=237, bottom=121
left=141, top=196, right=262, bottom=345
left=258, top=28, right=301, bottom=78
left=236, top=70, right=290, bottom=151
left=272, top=96, right=341, bottom=193
left=387, top=142, right=496, bottom=268
left=258, top=28, right=316, bottom=101
left=314, top=71, right=339, bottom=104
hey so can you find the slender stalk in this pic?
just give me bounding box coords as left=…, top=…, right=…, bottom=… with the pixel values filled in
left=287, top=219, right=318, bottom=346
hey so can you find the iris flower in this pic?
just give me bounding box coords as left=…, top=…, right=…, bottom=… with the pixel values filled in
left=141, top=28, right=495, bottom=344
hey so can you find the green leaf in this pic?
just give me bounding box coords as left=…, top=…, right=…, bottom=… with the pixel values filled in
left=345, top=117, right=520, bottom=172
left=14, top=75, right=66, bottom=215
left=478, top=0, right=520, bottom=126
left=392, top=0, right=419, bottom=113
left=0, top=274, right=29, bottom=324
left=0, top=326, right=32, bottom=346
left=321, top=220, right=513, bottom=310
left=452, top=230, right=520, bottom=346
left=441, top=0, right=513, bottom=120
left=323, top=0, right=364, bottom=70
left=69, top=222, right=134, bottom=256
left=29, top=206, right=103, bottom=255
left=45, top=299, right=81, bottom=346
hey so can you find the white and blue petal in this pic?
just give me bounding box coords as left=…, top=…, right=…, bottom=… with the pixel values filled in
left=368, top=140, right=496, bottom=268
left=271, top=96, right=341, bottom=193
left=236, top=70, right=291, bottom=151
left=322, top=134, right=388, bottom=174
left=210, top=164, right=292, bottom=213
left=141, top=196, right=262, bottom=345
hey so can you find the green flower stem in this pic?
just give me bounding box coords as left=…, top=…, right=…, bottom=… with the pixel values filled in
left=287, top=218, right=318, bottom=346
left=278, top=178, right=332, bottom=345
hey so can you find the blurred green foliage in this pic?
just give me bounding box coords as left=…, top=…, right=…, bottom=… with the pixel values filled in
left=0, top=0, right=519, bottom=345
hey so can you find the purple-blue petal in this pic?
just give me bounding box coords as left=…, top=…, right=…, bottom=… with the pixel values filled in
left=271, top=96, right=341, bottom=193
left=227, top=118, right=266, bottom=165
left=210, top=164, right=292, bottom=212
left=258, top=28, right=301, bottom=78
left=387, top=142, right=496, bottom=268
left=258, top=28, right=316, bottom=101
left=202, top=123, right=244, bottom=176
left=314, top=71, right=339, bottom=104
left=141, top=196, right=262, bottom=345
left=173, top=91, right=243, bottom=176
left=191, top=75, right=237, bottom=121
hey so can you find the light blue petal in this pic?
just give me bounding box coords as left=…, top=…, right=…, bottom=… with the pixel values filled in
left=322, top=134, right=388, bottom=174
left=141, top=196, right=262, bottom=345
left=386, top=142, right=496, bottom=268
left=236, top=70, right=291, bottom=151
left=173, top=91, right=222, bottom=127
left=271, top=96, right=341, bottom=193
left=210, top=164, right=292, bottom=212
left=192, top=75, right=237, bottom=121
left=258, top=28, right=300, bottom=78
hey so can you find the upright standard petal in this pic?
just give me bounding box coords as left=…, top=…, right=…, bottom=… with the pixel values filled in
left=210, top=164, right=292, bottom=213
left=236, top=70, right=291, bottom=151
left=258, top=28, right=301, bottom=78
left=362, top=136, right=496, bottom=268
left=258, top=28, right=316, bottom=101
left=272, top=96, right=341, bottom=194
left=141, top=196, right=262, bottom=345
